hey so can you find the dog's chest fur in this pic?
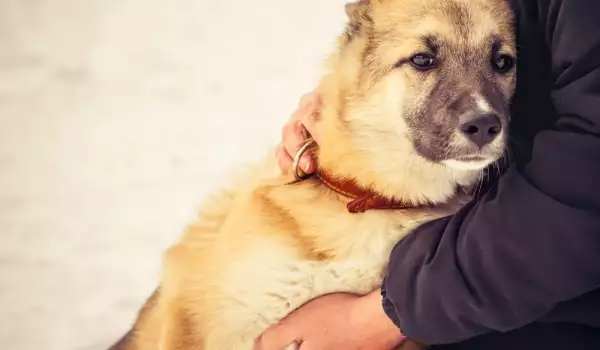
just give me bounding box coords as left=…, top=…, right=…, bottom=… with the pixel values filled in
left=189, top=180, right=464, bottom=348
left=265, top=178, right=458, bottom=264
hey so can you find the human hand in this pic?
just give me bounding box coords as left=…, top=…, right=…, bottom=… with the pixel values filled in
left=254, top=290, right=405, bottom=350
left=275, top=89, right=322, bottom=176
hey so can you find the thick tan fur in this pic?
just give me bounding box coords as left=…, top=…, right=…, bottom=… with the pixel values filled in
left=110, top=1, right=516, bottom=349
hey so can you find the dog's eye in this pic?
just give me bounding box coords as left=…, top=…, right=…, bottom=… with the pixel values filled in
left=409, top=54, right=436, bottom=70
left=492, top=54, right=515, bottom=74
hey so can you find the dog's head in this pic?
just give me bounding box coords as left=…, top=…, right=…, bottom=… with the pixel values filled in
left=318, top=0, right=516, bottom=188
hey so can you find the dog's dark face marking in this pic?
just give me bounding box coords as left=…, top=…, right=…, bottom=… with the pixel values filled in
left=340, top=0, right=516, bottom=171
left=402, top=33, right=515, bottom=165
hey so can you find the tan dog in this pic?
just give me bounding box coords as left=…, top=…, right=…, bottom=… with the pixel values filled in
left=109, top=0, right=516, bottom=349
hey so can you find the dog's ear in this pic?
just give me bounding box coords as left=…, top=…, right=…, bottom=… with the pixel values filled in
left=345, top=0, right=371, bottom=23
left=343, top=0, right=373, bottom=42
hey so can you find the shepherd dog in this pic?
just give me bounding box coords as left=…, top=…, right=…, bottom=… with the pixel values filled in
left=109, top=0, right=516, bottom=349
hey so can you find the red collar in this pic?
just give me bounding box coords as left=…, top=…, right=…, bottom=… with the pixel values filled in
left=314, top=169, right=433, bottom=213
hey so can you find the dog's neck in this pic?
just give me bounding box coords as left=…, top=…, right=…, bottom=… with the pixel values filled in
left=312, top=92, right=481, bottom=207
left=313, top=168, right=449, bottom=213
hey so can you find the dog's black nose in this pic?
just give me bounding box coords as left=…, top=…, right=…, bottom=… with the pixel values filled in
left=459, top=113, right=502, bottom=148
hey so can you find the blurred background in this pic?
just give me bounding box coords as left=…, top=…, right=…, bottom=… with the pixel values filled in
left=0, top=1, right=348, bottom=349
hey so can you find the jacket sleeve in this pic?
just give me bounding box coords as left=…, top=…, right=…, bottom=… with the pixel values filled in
left=381, top=0, right=600, bottom=344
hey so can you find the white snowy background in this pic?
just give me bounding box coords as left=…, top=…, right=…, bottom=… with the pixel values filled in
left=0, top=1, right=349, bottom=349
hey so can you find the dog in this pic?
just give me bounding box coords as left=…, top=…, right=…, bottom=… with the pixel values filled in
left=109, top=0, right=516, bottom=349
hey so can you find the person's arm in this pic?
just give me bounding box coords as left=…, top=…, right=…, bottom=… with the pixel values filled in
left=382, top=0, right=600, bottom=344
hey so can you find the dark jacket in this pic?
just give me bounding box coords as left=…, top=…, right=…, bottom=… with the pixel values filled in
left=381, top=0, right=600, bottom=347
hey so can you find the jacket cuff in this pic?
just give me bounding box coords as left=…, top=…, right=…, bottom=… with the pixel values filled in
left=381, top=276, right=404, bottom=331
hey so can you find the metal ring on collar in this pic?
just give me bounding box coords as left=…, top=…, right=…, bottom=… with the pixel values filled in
left=291, top=138, right=315, bottom=182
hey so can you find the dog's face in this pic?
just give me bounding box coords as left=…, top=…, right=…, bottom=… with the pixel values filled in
left=334, top=0, right=516, bottom=171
